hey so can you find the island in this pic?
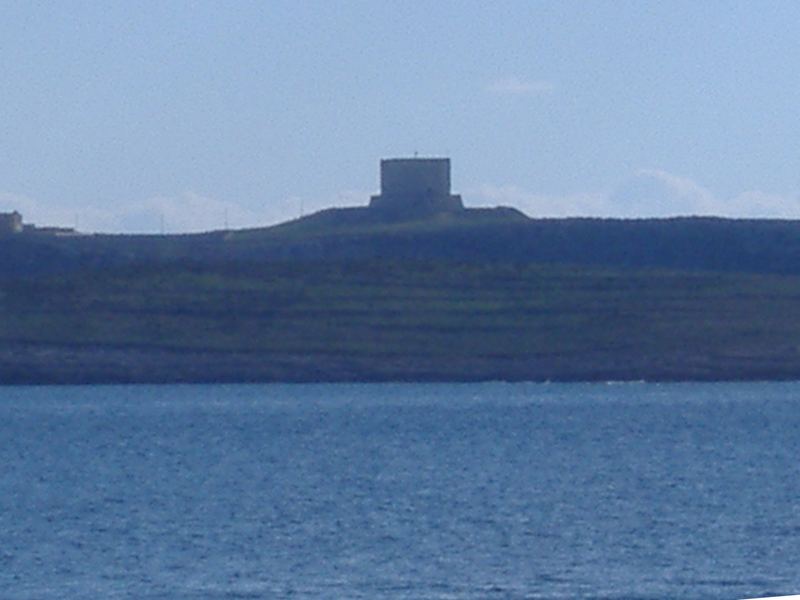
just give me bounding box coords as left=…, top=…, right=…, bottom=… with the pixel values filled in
left=3, top=158, right=800, bottom=384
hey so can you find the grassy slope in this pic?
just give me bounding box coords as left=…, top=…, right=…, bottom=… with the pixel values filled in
left=7, top=213, right=800, bottom=278
left=1, top=261, right=800, bottom=382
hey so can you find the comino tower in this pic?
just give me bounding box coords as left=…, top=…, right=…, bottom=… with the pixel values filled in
left=369, top=158, right=464, bottom=218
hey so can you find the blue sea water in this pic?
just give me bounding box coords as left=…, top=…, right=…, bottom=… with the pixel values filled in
left=1, top=382, right=799, bottom=599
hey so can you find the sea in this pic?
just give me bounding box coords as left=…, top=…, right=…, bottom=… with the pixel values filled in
left=1, top=382, right=799, bottom=600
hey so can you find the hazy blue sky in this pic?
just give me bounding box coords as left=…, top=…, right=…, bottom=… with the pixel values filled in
left=2, top=1, right=799, bottom=232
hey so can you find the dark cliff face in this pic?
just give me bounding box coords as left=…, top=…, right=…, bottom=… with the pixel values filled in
left=4, top=213, right=800, bottom=278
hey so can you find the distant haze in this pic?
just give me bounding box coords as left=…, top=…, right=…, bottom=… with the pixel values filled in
left=2, top=1, right=799, bottom=233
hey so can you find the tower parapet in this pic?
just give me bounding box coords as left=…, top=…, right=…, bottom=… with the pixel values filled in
left=369, top=158, right=464, bottom=217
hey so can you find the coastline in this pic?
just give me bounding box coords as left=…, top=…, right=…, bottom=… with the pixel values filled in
left=3, top=342, right=799, bottom=385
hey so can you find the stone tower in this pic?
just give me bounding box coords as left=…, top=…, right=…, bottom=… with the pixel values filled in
left=369, top=158, right=464, bottom=218
left=0, top=211, right=23, bottom=235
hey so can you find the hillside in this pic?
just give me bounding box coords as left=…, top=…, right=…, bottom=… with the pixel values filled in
left=5, top=210, right=800, bottom=384
left=2, top=260, right=800, bottom=383
left=5, top=212, right=800, bottom=278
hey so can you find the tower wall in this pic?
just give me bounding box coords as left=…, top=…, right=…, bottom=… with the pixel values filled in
left=380, top=159, right=450, bottom=198
left=369, top=158, right=463, bottom=216
left=0, top=211, right=23, bottom=235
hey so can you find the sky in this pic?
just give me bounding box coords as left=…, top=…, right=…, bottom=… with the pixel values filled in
left=2, top=1, right=799, bottom=233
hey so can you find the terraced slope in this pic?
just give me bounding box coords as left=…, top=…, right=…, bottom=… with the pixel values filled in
left=1, top=261, right=800, bottom=383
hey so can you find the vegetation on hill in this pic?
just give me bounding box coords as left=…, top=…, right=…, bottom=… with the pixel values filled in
left=5, top=213, right=800, bottom=278
left=5, top=210, right=800, bottom=383
left=2, top=260, right=800, bottom=383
